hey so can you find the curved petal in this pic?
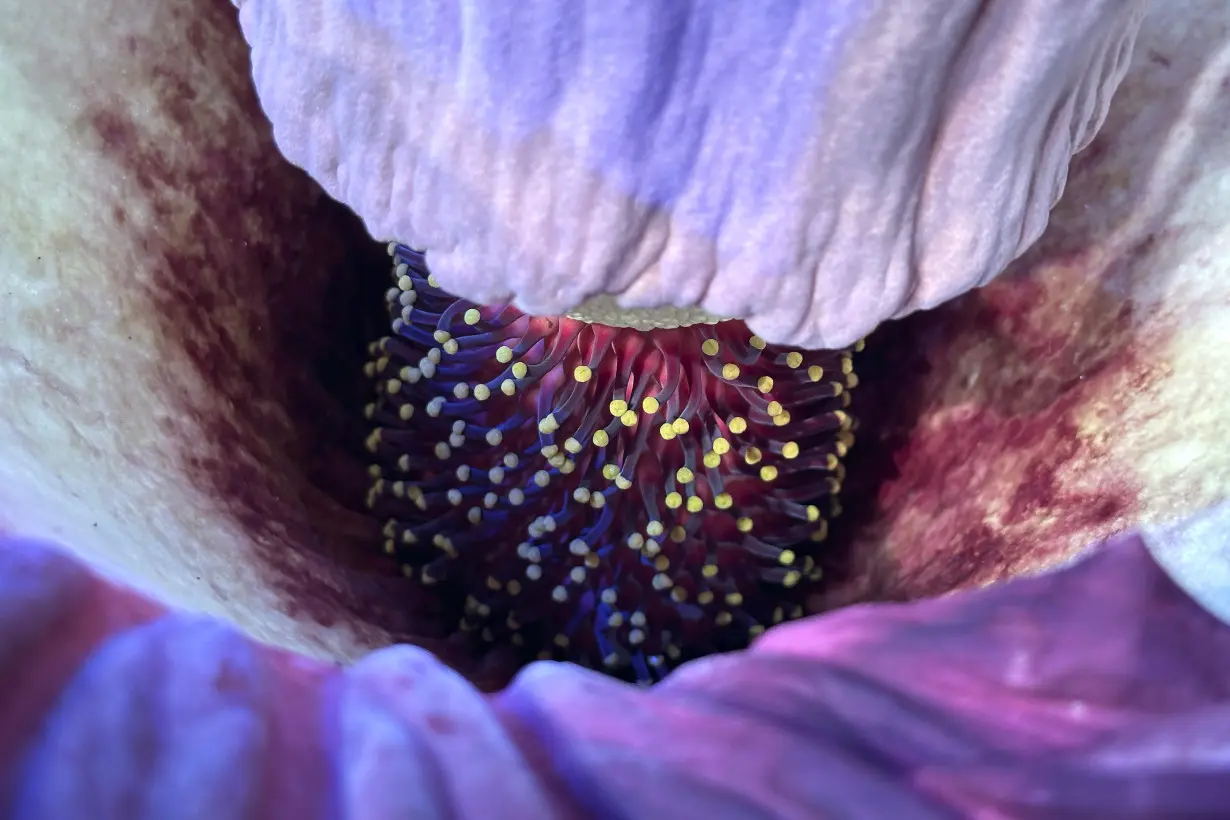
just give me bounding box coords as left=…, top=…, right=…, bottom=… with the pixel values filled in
left=236, top=0, right=1146, bottom=348
left=4, top=510, right=1230, bottom=817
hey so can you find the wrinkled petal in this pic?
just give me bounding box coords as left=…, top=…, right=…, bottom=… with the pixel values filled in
left=235, top=0, right=1146, bottom=348
left=5, top=507, right=1230, bottom=817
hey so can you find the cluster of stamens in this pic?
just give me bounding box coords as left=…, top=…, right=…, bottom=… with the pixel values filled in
left=364, top=243, right=859, bottom=682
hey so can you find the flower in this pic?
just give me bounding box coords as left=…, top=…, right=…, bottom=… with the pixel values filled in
left=2, top=0, right=1230, bottom=814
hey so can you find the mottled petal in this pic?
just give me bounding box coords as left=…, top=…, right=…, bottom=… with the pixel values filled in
left=339, top=644, right=558, bottom=818
left=12, top=617, right=268, bottom=820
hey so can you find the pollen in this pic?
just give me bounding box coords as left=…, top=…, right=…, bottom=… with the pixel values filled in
left=363, top=243, right=861, bottom=685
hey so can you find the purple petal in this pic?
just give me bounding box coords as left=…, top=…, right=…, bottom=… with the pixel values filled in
left=3, top=514, right=1230, bottom=817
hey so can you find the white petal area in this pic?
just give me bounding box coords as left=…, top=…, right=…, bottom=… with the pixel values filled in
left=237, top=0, right=1146, bottom=347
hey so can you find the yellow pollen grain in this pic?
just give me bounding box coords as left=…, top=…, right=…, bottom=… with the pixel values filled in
left=701, top=338, right=720, bottom=356
left=426, top=273, right=440, bottom=287
left=786, top=351, right=803, bottom=368
left=757, top=376, right=774, bottom=393
left=399, top=404, right=414, bottom=421
left=715, top=611, right=733, bottom=626
left=712, top=437, right=731, bottom=455
left=659, top=423, right=676, bottom=441
left=646, top=520, right=665, bottom=537
left=573, top=365, right=592, bottom=383
left=721, top=363, right=740, bottom=380
left=728, top=417, right=747, bottom=435
left=749, top=335, right=767, bottom=350
left=778, top=549, right=796, bottom=566
left=773, top=411, right=791, bottom=427
left=511, top=362, right=528, bottom=379
left=665, top=492, right=683, bottom=510
left=808, top=365, right=823, bottom=382
left=676, top=467, right=694, bottom=484
left=737, top=517, right=754, bottom=533
left=593, top=430, right=610, bottom=447
left=564, top=437, right=582, bottom=454
left=697, top=590, right=715, bottom=605
left=538, top=413, right=559, bottom=434
left=671, top=418, right=690, bottom=434
left=783, top=570, right=802, bottom=588
left=765, top=400, right=783, bottom=417
left=686, top=496, right=703, bottom=513
left=496, top=345, right=513, bottom=363
left=620, top=410, right=638, bottom=427
left=702, top=563, right=719, bottom=578
left=670, top=525, right=687, bottom=543
left=642, top=396, right=660, bottom=414
left=703, top=452, right=721, bottom=469
left=474, top=384, right=491, bottom=401
left=609, top=399, right=628, bottom=416
left=615, top=475, right=633, bottom=490
left=744, top=447, right=762, bottom=465
left=463, top=308, right=481, bottom=325
left=842, top=356, right=854, bottom=374
left=726, top=592, right=744, bottom=606
left=714, top=493, right=733, bottom=509
left=433, top=330, right=451, bottom=344
left=602, top=464, right=621, bottom=480
left=501, top=379, right=516, bottom=396
left=760, top=465, right=778, bottom=482
left=811, top=520, right=829, bottom=542
left=443, top=340, right=459, bottom=355
left=854, top=338, right=866, bottom=352
left=806, top=504, right=820, bottom=522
